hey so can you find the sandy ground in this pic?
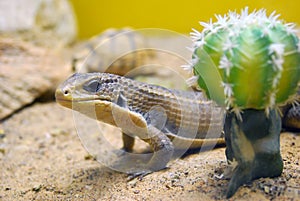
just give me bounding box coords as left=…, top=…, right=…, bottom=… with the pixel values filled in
left=0, top=99, right=299, bottom=201
left=0, top=35, right=300, bottom=201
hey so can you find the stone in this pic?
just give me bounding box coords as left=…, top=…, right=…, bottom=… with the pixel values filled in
left=0, top=0, right=77, bottom=48
left=72, top=28, right=155, bottom=75
left=0, top=37, right=70, bottom=120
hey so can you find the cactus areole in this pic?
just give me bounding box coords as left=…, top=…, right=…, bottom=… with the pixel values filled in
left=189, top=7, right=300, bottom=115
left=187, top=7, right=300, bottom=198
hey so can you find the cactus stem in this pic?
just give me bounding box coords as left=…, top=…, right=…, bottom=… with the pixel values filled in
left=214, top=31, right=225, bottom=41
left=278, top=32, right=293, bottom=42
left=205, top=42, right=220, bottom=52
left=284, top=50, right=300, bottom=56
left=190, top=7, right=300, bottom=198
left=254, top=46, right=269, bottom=56
left=236, top=47, right=252, bottom=60
left=224, top=109, right=283, bottom=198
left=191, top=6, right=300, bottom=110
left=233, top=62, right=245, bottom=71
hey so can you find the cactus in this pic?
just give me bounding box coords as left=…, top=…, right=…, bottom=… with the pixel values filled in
left=186, top=7, right=300, bottom=116
left=185, top=7, right=300, bottom=198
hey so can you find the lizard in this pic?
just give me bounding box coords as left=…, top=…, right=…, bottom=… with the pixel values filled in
left=55, top=72, right=300, bottom=176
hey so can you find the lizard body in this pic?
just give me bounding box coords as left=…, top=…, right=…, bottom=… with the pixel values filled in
left=55, top=72, right=300, bottom=175
left=55, top=73, right=225, bottom=174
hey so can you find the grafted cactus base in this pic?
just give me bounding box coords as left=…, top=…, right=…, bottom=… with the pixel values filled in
left=224, top=109, right=283, bottom=198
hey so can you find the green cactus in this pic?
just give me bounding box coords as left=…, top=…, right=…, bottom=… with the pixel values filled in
left=186, top=7, right=300, bottom=198
left=187, top=7, right=300, bottom=116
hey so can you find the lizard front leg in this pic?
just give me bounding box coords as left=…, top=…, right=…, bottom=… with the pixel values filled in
left=122, top=132, right=135, bottom=152
left=146, top=125, right=174, bottom=171
left=127, top=125, right=174, bottom=179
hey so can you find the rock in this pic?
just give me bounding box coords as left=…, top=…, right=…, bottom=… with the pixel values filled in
left=0, top=0, right=77, bottom=48
left=264, top=186, right=270, bottom=194
left=72, top=28, right=155, bottom=75
left=0, top=37, right=70, bottom=120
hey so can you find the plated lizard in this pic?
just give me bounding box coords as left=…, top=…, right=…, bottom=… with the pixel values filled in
left=55, top=72, right=300, bottom=176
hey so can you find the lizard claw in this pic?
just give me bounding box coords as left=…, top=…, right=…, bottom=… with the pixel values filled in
left=127, top=170, right=152, bottom=181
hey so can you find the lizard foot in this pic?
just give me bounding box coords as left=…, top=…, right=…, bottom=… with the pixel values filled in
left=127, top=170, right=152, bottom=181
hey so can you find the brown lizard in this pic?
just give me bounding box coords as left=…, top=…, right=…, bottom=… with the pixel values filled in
left=55, top=72, right=300, bottom=176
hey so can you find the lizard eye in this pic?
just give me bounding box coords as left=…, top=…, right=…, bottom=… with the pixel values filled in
left=83, top=79, right=102, bottom=93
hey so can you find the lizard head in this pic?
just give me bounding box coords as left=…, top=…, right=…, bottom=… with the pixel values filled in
left=55, top=72, right=124, bottom=109
left=55, top=72, right=147, bottom=129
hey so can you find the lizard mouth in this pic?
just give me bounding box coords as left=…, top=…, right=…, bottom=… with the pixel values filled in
left=56, top=97, right=111, bottom=102
left=55, top=89, right=112, bottom=107
left=56, top=97, right=113, bottom=110
left=56, top=97, right=112, bottom=104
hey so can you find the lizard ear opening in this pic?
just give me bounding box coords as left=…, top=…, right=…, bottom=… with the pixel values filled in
left=116, top=92, right=128, bottom=108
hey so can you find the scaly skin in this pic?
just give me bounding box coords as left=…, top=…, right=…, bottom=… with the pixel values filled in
left=55, top=72, right=225, bottom=175
left=55, top=72, right=299, bottom=176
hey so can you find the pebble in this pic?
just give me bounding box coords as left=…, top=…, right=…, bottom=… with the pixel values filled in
left=127, top=179, right=137, bottom=188
left=133, top=190, right=140, bottom=194
left=0, top=129, right=5, bottom=139
left=32, top=184, right=42, bottom=192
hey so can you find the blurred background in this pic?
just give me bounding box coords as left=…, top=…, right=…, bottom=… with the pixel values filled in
left=70, top=0, right=300, bottom=39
